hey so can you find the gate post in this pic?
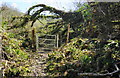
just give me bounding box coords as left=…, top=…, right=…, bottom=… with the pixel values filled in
left=36, top=33, right=38, bottom=52
left=56, top=34, right=59, bottom=48
left=66, top=23, right=70, bottom=43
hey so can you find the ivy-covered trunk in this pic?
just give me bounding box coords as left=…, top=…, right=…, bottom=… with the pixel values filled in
left=89, top=2, right=120, bottom=40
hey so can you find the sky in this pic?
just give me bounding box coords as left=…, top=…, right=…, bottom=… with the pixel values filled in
left=0, top=0, right=120, bottom=13
left=0, top=0, right=85, bottom=13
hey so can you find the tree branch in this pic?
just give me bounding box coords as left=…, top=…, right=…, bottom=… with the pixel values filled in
left=78, top=70, right=120, bottom=77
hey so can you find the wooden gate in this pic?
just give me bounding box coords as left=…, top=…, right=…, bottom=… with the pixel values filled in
left=36, top=34, right=59, bottom=52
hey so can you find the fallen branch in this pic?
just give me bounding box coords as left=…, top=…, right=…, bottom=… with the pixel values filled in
left=78, top=69, right=120, bottom=77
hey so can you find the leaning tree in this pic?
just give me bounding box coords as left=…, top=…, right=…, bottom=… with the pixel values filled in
left=10, top=4, right=85, bottom=37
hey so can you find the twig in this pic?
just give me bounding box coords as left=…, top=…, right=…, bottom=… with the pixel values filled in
left=114, top=63, right=120, bottom=77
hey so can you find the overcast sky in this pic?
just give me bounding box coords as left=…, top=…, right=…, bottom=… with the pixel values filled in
left=0, top=0, right=85, bottom=13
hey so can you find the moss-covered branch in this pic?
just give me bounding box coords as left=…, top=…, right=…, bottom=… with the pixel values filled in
left=10, top=4, right=84, bottom=32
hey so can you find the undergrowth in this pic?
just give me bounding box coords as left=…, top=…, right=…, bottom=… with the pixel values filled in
left=46, top=38, right=120, bottom=77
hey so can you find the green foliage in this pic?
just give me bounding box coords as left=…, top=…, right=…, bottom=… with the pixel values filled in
left=1, top=2, right=120, bottom=77
left=46, top=38, right=120, bottom=76
left=0, top=3, right=23, bottom=23
left=1, top=21, right=31, bottom=77
left=3, top=62, right=30, bottom=77
left=76, top=3, right=92, bottom=21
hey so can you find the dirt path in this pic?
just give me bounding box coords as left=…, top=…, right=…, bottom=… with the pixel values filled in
left=28, top=52, right=48, bottom=76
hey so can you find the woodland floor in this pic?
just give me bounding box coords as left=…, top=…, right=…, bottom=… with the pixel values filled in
left=27, top=52, right=49, bottom=77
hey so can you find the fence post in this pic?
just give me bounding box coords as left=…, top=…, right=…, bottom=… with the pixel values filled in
left=36, top=33, right=38, bottom=52
left=56, top=34, right=59, bottom=48
left=66, top=23, right=70, bottom=43
left=32, top=27, right=36, bottom=51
